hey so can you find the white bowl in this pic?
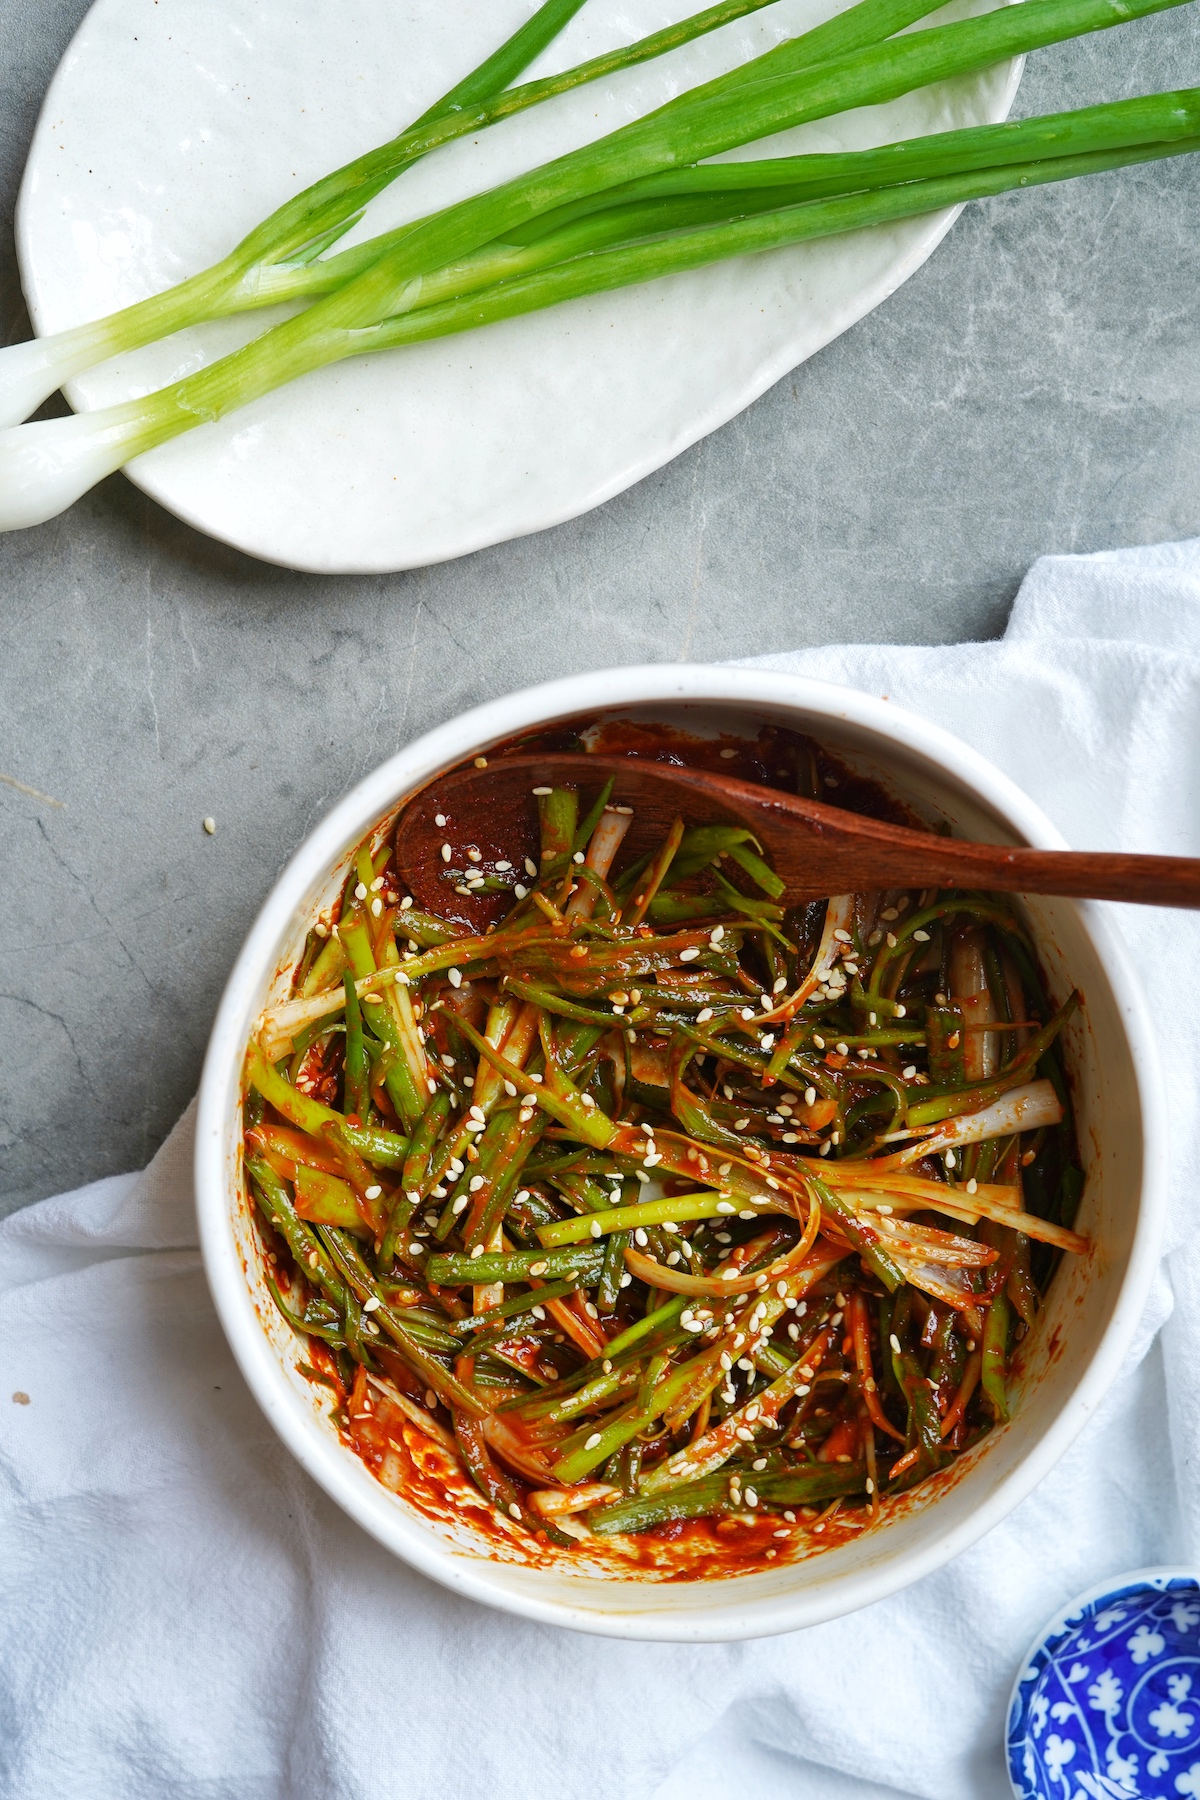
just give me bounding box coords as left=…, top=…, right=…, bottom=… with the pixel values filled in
left=195, top=665, right=1165, bottom=1641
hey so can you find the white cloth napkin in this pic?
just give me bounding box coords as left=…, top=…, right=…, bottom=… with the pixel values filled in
left=4, top=540, right=1199, bottom=1800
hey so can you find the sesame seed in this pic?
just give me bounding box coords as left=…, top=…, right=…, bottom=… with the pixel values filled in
left=719, top=748, right=737, bottom=759
left=695, top=1007, right=714, bottom=1023
left=679, top=947, right=700, bottom=963
left=469, top=1244, right=485, bottom=1260
left=364, top=993, right=384, bottom=1006
left=364, top=1184, right=382, bottom=1200
left=314, top=921, right=329, bottom=938
left=532, top=786, right=552, bottom=795
left=515, top=885, right=529, bottom=901
left=744, top=1488, right=758, bottom=1507
left=902, top=1065, right=918, bottom=1080
left=634, top=1228, right=648, bottom=1247
left=813, top=1035, right=825, bottom=1050
left=895, top=1004, right=907, bottom=1018
left=362, top=1296, right=380, bottom=1313
left=913, top=929, right=930, bottom=943
left=202, top=817, right=216, bottom=835
left=735, top=1426, right=753, bottom=1442
left=835, top=1041, right=849, bottom=1055
left=572, top=851, right=585, bottom=865
left=886, top=931, right=898, bottom=948
left=474, top=757, right=488, bottom=770
left=890, top=1333, right=902, bottom=1354
left=945, top=1150, right=957, bottom=1169
left=584, top=1433, right=602, bottom=1450
left=447, top=967, right=462, bottom=988
left=967, top=1177, right=979, bottom=1195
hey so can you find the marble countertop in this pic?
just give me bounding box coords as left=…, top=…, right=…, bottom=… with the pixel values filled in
left=3, top=0, right=1198, bottom=1214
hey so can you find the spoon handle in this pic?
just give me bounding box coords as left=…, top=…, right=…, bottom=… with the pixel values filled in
left=779, top=838, right=1200, bottom=908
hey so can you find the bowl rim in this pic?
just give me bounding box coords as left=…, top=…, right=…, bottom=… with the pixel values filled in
left=195, top=663, right=1167, bottom=1641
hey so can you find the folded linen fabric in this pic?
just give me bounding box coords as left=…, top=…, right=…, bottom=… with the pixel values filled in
left=3, top=537, right=1198, bottom=1800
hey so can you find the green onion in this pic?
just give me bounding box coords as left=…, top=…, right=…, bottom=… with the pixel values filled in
left=2, top=0, right=1192, bottom=530
left=243, top=739, right=1088, bottom=1543
left=0, top=0, right=803, bottom=430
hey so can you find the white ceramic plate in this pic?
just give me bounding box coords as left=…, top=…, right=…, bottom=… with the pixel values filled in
left=17, top=0, right=1018, bottom=572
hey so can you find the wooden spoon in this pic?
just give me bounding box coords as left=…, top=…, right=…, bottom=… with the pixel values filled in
left=394, top=751, right=1200, bottom=923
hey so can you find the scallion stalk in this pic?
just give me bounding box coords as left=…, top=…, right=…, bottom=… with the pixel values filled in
left=3, top=73, right=1195, bottom=530
left=0, top=0, right=798, bottom=427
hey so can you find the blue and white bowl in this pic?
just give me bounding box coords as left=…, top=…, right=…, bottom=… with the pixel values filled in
left=1008, top=1568, right=1200, bottom=1799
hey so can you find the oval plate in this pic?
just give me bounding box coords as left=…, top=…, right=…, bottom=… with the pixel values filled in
left=16, top=0, right=1018, bottom=572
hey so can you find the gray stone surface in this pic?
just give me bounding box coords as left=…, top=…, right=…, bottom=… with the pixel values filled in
left=3, top=0, right=1199, bottom=1213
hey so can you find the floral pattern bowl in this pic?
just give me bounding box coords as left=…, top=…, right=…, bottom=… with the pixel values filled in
left=1008, top=1568, right=1200, bottom=1799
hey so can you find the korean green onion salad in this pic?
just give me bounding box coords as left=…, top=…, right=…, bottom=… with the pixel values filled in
left=242, top=725, right=1085, bottom=1569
